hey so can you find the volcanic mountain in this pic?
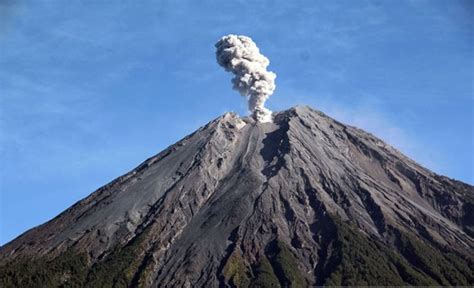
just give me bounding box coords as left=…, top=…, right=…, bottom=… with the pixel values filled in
left=1, top=106, right=473, bottom=287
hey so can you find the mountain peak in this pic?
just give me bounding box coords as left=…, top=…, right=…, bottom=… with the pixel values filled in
left=1, top=105, right=473, bottom=287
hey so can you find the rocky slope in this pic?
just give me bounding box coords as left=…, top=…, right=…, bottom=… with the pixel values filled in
left=1, top=106, right=473, bottom=287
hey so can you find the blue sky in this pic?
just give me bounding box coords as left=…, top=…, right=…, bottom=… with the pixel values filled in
left=0, top=0, right=472, bottom=245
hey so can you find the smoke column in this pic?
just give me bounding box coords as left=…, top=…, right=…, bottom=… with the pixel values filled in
left=215, top=35, right=276, bottom=122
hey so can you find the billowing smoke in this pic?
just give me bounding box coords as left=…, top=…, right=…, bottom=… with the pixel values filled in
left=215, top=35, right=276, bottom=123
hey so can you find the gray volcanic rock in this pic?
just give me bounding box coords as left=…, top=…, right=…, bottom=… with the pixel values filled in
left=1, top=106, right=473, bottom=287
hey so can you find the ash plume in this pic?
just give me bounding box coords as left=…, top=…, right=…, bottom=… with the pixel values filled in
left=215, top=35, right=276, bottom=122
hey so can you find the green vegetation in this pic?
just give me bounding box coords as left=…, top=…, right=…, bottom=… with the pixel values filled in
left=85, top=232, right=149, bottom=287
left=0, top=231, right=150, bottom=288
left=270, top=241, right=305, bottom=287
left=0, top=242, right=147, bottom=288
left=1, top=220, right=472, bottom=287
left=397, top=232, right=473, bottom=285
left=324, top=219, right=473, bottom=286
left=223, top=250, right=251, bottom=287
left=221, top=240, right=306, bottom=287
left=248, top=240, right=306, bottom=288
left=325, top=221, right=417, bottom=286
left=250, top=256, right=280, bottom=288
left=0, top=251, right=89, bottom=288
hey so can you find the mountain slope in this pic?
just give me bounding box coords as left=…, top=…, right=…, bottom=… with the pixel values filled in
left=1, top=106, right=473, bottom=287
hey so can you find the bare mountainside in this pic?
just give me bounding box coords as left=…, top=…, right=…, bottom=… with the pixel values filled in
left=1, top=106, right=473, bottom=287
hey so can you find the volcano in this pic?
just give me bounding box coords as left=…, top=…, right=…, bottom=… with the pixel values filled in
left=1, top=106, right=473, bottom=287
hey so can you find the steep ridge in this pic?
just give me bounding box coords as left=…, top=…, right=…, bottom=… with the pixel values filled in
left=1, top=106, right=473, bottom=287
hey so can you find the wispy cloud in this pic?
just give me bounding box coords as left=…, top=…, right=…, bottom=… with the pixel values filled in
left=271, top=89, right=442, bottom=173
left=319, top=101, right=439, bottom=170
